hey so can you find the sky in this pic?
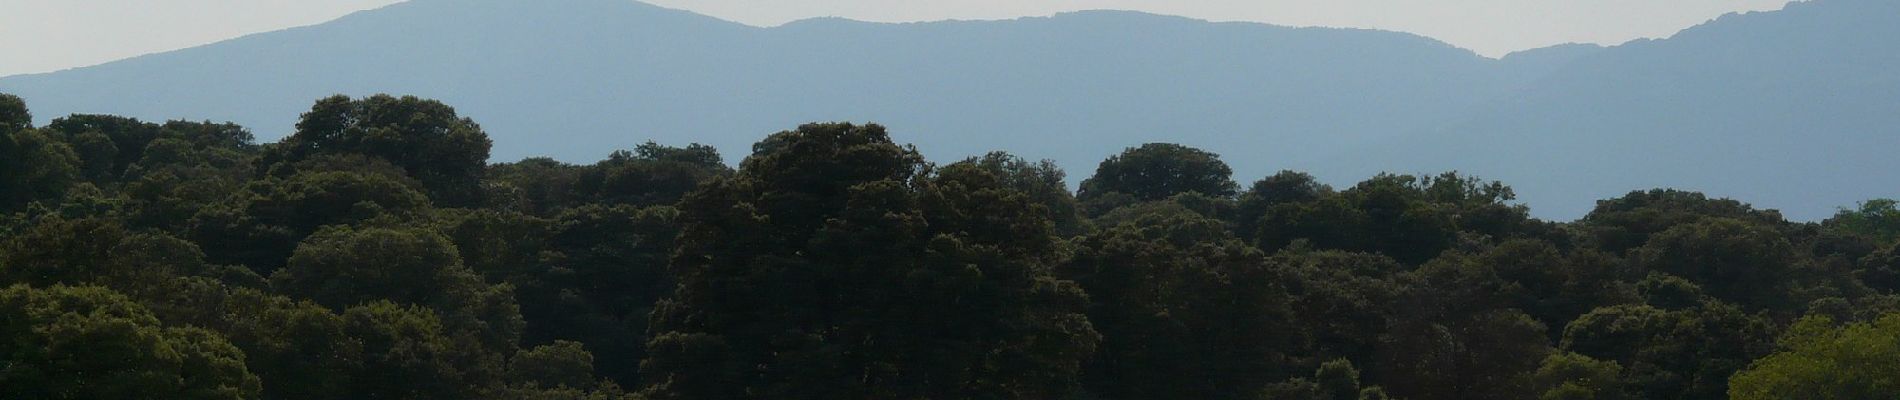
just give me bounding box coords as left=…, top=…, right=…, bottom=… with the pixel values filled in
left=0, top=0, right=1798, bottom=78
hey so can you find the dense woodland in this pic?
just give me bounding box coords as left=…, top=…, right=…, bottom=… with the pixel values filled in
left=1, top=92, right=1897, bottom=400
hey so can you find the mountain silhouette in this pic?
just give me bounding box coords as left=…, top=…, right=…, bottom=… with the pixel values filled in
left=2, top=0, right=1892, bottom=220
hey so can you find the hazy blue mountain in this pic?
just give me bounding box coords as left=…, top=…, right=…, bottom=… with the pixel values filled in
left=2, top=0, right=1894, bottom=220
left=1333, top=0, right=1900, bottom=219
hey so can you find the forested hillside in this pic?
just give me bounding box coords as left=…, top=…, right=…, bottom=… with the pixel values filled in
left=7, top=0, right=1896, bottom=220
left=3, top=92, right=1898, bottom=399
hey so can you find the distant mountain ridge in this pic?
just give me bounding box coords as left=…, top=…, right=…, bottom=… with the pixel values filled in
left=3, top=0, right=1894, bottom=220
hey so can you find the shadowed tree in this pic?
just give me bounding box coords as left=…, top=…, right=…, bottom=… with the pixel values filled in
left=1581, top=189, right=1785, bottom=254
left=0, top=285, right=261, bottom=400
left=272, top=226, right=524, bottom=352
left=271, top=94, right=493, bottom=206
left=642, top=123, right=1099, bottom=399
left=41, top=114, right=162, bottom=182
left=0, top=128, right=81, bottom=212
left=955, top=151, right=1088, bottom=236
left=1633, top=218, right=1798, bottom=310
left=0, top=94, right=28, bottom=135
left=1561, top=301, right=1772, bottom=400
left=575, top=141, right=731, bottom=208
left=1078, top=143, right=1238, bottom=208
left=1061, top=213, right=1300, bottom=399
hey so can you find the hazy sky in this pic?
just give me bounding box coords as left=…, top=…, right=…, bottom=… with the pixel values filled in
left=1, top=0, right=1797, bottom=77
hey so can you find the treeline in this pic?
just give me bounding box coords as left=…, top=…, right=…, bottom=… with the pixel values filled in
left=1, top=93, right=1897, bottom=399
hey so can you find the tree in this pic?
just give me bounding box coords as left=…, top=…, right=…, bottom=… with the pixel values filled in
left=188, top=170, right=431, bottom=272
left=272, top=226, right=524, bottom=352
left=1234, top=170, right=1333, bottom=242
left=1858, top=244, right=1900, bottom=294
left=1728, top=314, right=1900, bottom=399
left=273, top=94, right=493, bottom=206
left=1078, top=143, right=1238, bottom=205
left=1061, top=213, right=1299, bottom=399
left=1825, top=199, right=1900, bottom=242
left=1255, top=174, right=1472, bottom=265
left=574, top=141, right=731, bottom=208
left=1263, top=359, right=1389, bottom=400
left=0, top=93, right=29, bottom=135
left=1581, top=189, right=1784, bottom=253
left=1633, top=218, right=1798, bottom=310
left=0, top=284, right=260, bottom=400
left=120, top=121, right=259, bottom=232
left=1274, top=249, right=1407, bottom=369
left=0, top=129, right=81, bottom=212
left=212, top=289, right=364, bottom=400
left=341, top=301, right=500, bottom=400
left=510, top=340, right=601, bottom=390
left=1560, top=302, right=1772, bottom=400
left=1532, top=352, right=1630, bottom=400
left=485, top=157, right=586, bottom=215
left=642, top=123, right=1098, bottom=399
left=539, top=204, right=678, bottom=384
left=42, top=114, right=163, bottom=182
left=954, top=151, right=1088, bottom=236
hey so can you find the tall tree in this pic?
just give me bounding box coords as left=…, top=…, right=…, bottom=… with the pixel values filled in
left=42, top=114, right=163, bottom=182
left=1728, top=314, right=1900, bottom=399
left=0, top=128, right=81, bottom=212
left=0, top=93, right=29, bottom=135
left=1078, top=143, right=1238, bottom=205
left=272, top=226, right=524, bottom=352
left=273, top=94, right=493, bottom=206
left=955, top=151, right=1088, bottom=236
left=1633, top=218, right=1798, bottom=310
left=1061, top=213, right=1300, bottom=399
left=0, top=284, right=261, bottom=400
left=574, top=142, right=731, bottom=208
left=642, top=123, right=1099, bottom=399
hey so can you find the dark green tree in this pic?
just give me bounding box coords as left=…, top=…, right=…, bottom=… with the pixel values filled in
left=1632, top=218, right=1798, bottom=310
left=1234, top=170, right=1334, bottom=242
left=42, top=114, right=163, bottom=182
left=1560, top=302, right=1772, bottom=400
left=1061, top=213, right=1299, bottom=399
left=341, top=301, right=500, bottom=400
left=188, top=170, right=431, bottom=272
left=1078, top=143, right=1238, bottom=206
left=642, top=123, right=1099, bottom=399
left=955, top=151, right=1088, bottom=236
left=510, top=340, right=600, bottom=390
left=0, top=128, right=81, bottom=212
left=486, top=157, right=586, bottom=215
left=523, top=204, right=679, bottom=385
left=574, top=141, right=731, bottom=208
left=120, top=121, right=258, bottom=232
left=272, top=226, right=524, bottom=352
left=0, top=284, right=261, bottom=400
left=212, top=289, right=364, bottom=400
left=1256, top=174, right=1459, bottom=264
left=1581, top=189, right=1785, bottom=253
left=0, top=93, right=28, bottom=135
left=273, top=94, right=493, bottom=206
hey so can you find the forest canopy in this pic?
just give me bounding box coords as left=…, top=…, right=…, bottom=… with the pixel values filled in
left=1, top=92, right=1896, bottom=399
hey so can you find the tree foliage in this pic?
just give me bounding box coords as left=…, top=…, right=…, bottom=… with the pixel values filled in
left=2, top=92, right=1888, bottom=398
left=1729, top=314, right=1900, bottom=399
left=642, top=123, right=1099, bottom=399
left=273, top=94, right=493, bottom=206
left=1079, top=143, right=1238, bottom=205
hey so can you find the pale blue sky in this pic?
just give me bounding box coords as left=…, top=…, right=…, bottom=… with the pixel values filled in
left=0, top=0, right=1797, bottom=77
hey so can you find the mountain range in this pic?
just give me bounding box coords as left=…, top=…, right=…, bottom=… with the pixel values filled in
left=3, top=0, right=1895, bottom=220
